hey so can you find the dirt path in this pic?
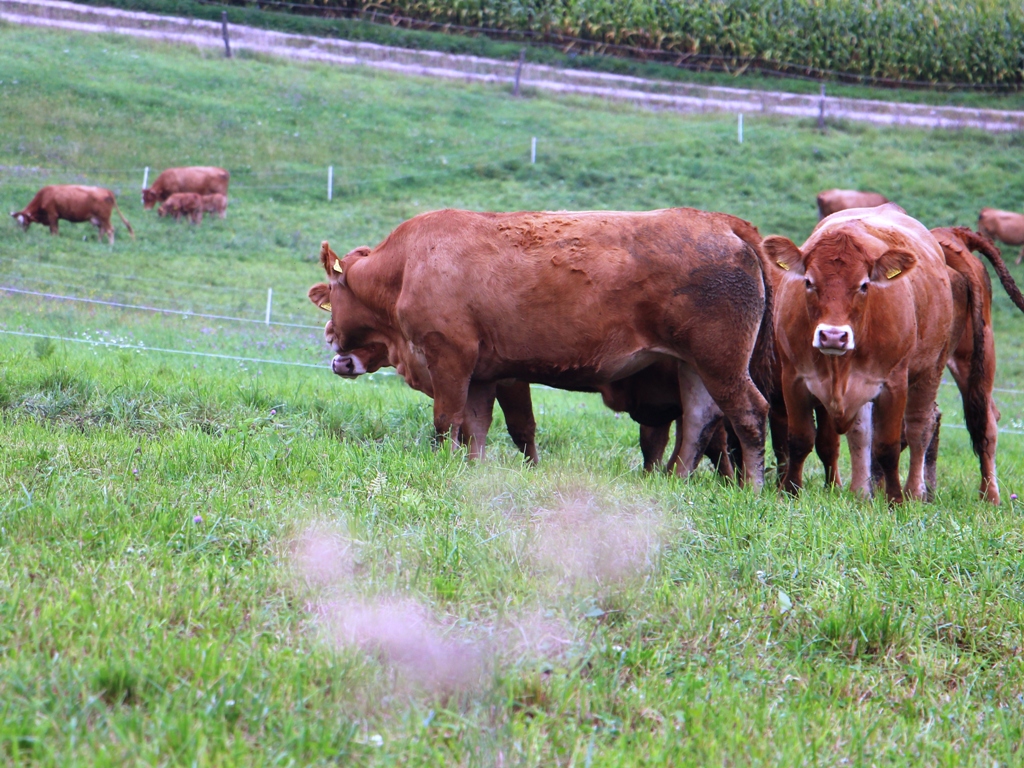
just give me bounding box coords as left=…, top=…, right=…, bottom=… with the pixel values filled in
left=3, top=0, right=1024, bottom=132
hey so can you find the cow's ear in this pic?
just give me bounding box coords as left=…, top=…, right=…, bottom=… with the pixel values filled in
left=319, top=241, right=344, bottom=282
left=870, top=248, right=916, bottom=283
left=308, top=283, right=331, bottom=312
left=763, top=236, right=806, bottom=276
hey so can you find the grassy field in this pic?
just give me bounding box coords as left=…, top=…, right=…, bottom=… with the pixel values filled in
left=2, top=22, right=1024, bottom=766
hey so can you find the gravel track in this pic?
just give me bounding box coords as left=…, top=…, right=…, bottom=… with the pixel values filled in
left=3, top=0, right=1024, bottom=132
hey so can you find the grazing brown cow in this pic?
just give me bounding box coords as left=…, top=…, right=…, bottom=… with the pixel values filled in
left=309, top=208, right=774, bottom=486
left=766, top=204, right=954, bottom=503
left=817, top=189, right=889, bottom=220
left=11, top=185, right=134, bottom=244
left=142, top=166, right=229, bottom=210
left=201, top=193, right=228, bottom=219
left=976, top=208, right=1024, bottom=264
left=158, top=192, right=204, bottom=224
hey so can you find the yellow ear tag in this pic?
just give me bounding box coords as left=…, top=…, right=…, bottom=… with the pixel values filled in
left=777, top=261, right=790, bottom=271
left=319, top=302, right=331, bottom=312
left=333, top=258, right=343, bottom=274
left=886, top=267, right=902, bottom=279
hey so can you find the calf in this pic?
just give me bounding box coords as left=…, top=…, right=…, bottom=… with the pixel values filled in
left=817, top=189, right=889, bottom=220
left=158, top=193, right=204, bottom=224
left=766, top=204, right=953, bottom=503
left=11, top=185, right=134, bottom=244
left=976, top=208, right=1024, bottom=264
left=142, top=166, right=229, bottom=210
left=201, top=193, right=228, bottom=219
left=309, top=208, right=774, bottom=486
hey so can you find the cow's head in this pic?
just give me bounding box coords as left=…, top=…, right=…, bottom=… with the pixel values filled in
left=10, top=210, right=31, bottom=230
left=141, top=189, right=159, bottom=210
left=308, top=241, right=389, bottom=378
left=765, top=230, right=916, bottom=356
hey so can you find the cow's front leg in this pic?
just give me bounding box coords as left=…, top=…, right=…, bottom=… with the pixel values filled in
left=873, top=384, right=908, bottom=504
left=639, top=423, right=671, bottom=471
left=422, top=334, right=476, bottom=454
left=463, top=380, right=497, bottom=461
left=669, top=364, right=724, bottom=478
left=495, top=380, right=539, bottom=464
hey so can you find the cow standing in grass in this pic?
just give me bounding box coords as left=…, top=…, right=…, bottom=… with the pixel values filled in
left=309, top=207, right=774, bottom=487
left=142, top=166, right=229, bottom=210
left=11, top=185, right=134, bottom=244
left=766, top=204, right=955, bottom=503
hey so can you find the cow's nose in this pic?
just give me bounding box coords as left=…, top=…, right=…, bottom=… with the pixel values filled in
left=818, top=327, right=848, bottom=349
left=332, top=354, right=354, bottom=376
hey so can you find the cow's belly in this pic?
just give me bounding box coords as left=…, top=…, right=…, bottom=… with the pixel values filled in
left=477, top=349, right=669, bottom=388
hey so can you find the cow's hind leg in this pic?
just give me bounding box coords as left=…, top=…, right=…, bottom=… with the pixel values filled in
left=846, top=402, right=873, bottom=499
left=668, top=364, right=726, bottom=479
left=813, top=403, right=842, bottom=488
left=463, top=381, right=497, bottom=461
left=495, top=380, right=539, bottom=464
left=696, top=371, right=767, bottom=489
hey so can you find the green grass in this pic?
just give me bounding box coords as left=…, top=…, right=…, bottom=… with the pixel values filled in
left=2, top=22, right=1024, bottom=766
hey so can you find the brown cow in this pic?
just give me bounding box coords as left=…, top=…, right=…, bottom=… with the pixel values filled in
left=766, top=204, right=954, bottom=503
left=309, top=208, right=774, bottom=486
left=923, top=226, right=1024, bottom=503
left=976, top=208, right=1024, bottom=264
left=142, top=166, right=229, bottom=210
left=11, top=185, right=134, bottom=244
left=158, top=193, right=204, bottom=224
left=201, top=193, right=228, bottom=219
left=817, top=189, right=889, bottom=220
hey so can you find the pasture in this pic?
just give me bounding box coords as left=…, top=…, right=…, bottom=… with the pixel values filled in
left=2, top=22, right=1024, bottom=766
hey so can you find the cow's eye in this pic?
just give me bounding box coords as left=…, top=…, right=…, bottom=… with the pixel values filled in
left=804, top=278, right=814, bottom=291
left=859, top=281, right=869, bottom=293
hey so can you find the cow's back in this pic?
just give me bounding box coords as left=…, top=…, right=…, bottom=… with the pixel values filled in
left=383, top=208, right=766, bottom=383
left=154, top=166, right=229, bottom=197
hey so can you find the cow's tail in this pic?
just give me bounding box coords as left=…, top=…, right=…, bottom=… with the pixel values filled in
left=113, top=198, right=135, bottom=240
left=955, top=226, right=1024, bottom=314
left=730, top=218, right=774, bottom=400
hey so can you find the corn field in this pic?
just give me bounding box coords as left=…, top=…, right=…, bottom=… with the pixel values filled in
left=249, top=0, right=1024, bottom=87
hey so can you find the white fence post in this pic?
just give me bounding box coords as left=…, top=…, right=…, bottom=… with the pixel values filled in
left=265, top=288, right=273, bottom=326
left=531, top=136, right=537, bottom=164
left=142, top=166, right=149, bottom=189
left=738, top=113, right=743, bottom=144
left=328, top=165, right=333, bottom=202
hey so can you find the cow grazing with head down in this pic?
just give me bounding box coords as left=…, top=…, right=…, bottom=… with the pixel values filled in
left=976, top=208, right=1024, bottom=265
left=11, top=185, right=134, bottom=244
left=309, top=208, right=775, bottom=486
left=817, top=189, right=889, bottom=220
left=766, top=204, right=954, bottom=503
left=142, top=166, right=229, bottom=210
left=158, top=192, right=204, bottom=224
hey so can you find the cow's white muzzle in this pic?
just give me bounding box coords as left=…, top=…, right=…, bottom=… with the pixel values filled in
left=332, top=354, right=367, bottom=377
left=813, top=323, right=855, bottom=356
